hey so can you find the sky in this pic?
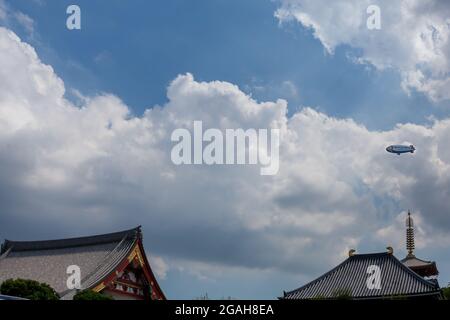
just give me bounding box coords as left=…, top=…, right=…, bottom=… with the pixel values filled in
left=0, top=0, right=450, bottom=299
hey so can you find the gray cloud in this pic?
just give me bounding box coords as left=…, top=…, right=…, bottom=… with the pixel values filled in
left=0, top=26, right=449, bottom=293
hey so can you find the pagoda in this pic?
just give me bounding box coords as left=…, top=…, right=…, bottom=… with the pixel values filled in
left=400, top=211, right=438, bottom=278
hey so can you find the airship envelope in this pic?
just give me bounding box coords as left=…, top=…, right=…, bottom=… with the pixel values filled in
left=386, top=145, right=416, bottom=155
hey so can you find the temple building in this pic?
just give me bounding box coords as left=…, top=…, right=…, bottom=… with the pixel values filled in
left=282, top=212, right=442, bottom=300
left=0, top=226, right=165, bottom=300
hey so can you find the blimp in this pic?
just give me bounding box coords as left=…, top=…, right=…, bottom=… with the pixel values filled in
left=386, top=145, right=416, bottom=155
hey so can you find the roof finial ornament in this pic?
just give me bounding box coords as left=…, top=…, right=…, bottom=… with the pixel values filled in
left=406, top=210, right=415, bottom=257
left=348, top=249, right=356, bottom=257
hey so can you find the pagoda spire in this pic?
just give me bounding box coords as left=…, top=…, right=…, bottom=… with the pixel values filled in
left=406, top=210, right=415, bottom=257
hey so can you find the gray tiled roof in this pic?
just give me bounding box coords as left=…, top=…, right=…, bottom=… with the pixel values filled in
left=0, top=227, right=140, bottom=299
left=283, top=252, right=441, bottom=299
left=401, top=255, right=436, bottom=269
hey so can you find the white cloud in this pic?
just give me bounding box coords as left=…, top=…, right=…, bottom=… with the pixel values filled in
left=244, top=79, right=300, bottom=105
left=275, top=0, right=450, bottom=102
left=14, top=12, right=34, bottom=35
left=1, top=26, right=450, bottom=287
left=149, top=254, right=169, bottom=280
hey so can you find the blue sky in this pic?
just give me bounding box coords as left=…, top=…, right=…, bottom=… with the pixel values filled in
left=9, top=0, right=450, bottom=129
left=1, top=0, right=450, bottom=300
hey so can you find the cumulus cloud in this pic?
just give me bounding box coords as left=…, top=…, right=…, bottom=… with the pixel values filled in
left=0, top=26, right=450, bottom=292
left=275, top=0, right=450, bottom=102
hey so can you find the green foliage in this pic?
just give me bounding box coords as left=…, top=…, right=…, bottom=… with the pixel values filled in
left=0, top=278, right=59, bottom=300
left=73, top=289, right=113, bottom=300
left=331, top=288, right=352, bottom=300
left=442, top=286, right=450, bottom=300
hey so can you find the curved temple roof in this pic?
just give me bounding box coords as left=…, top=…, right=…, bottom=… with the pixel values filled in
left=401, top=255, right=438, bottom=278
left=0, top=227, right=164, bottom=300
left=283, top=252, right=441, bottom=300
left=1, top=228, right=139, bottom=253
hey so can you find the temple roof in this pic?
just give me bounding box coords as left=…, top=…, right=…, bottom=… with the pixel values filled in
left=401, top=255, right=438, bottom=277
left=0, top=227, right=141, bottom=299
left=283, top=252, right=441, bottom=300
left=402, top=256, right=435, bottom=268
left=1, top=228, right=139, bottom=254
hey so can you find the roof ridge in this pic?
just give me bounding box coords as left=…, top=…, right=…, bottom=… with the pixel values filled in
left=59, top=231, right=137, bottom=298
left=351, top=252, right=389, bottom=257
left=1, top=226, right=141, bottom=253
left=80, top=234, right=129, bottom=286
